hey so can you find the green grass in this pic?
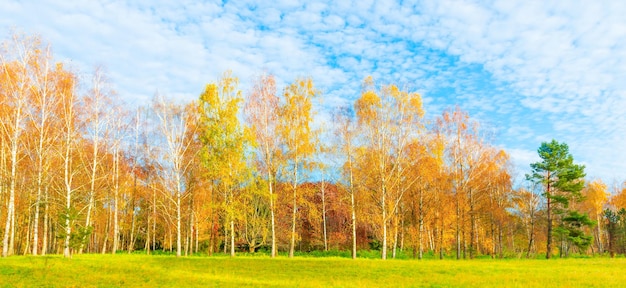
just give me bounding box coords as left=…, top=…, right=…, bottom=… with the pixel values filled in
left=1, top=254, right=625, bottom=287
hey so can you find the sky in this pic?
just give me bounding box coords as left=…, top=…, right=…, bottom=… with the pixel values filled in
left=2, top=0, right=625, bottom=186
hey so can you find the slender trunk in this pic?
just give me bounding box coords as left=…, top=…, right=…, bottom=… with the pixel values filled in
left=527, top=204, right=535, bottom=258
left=469, top=188, right=475, bottom=259
left=289, top=157, right=298, bottom=258
left=546, top=172, right=552, bottom=259
left=381, top=183, right=387, bottom=260
left=184, top=224, right=189, bottom=256
left=112, top=151, right=120, bottom=254
left=32, top=187, right=41, bottom=256
left=439, top=213, right=444, bottom=260
left=418, top=188, right=424, bottom=260
left=350, top=187, right=357, bottom=259
left=152, top=188, right=157, bottom=252
left=267, top=164, right=277, bottom=258
left=491, top=219, right=496, bottom=258
left=2, top=114, right=21, bottom=257
left=101, top=204, right=111, bottom=254
left=455, top=188, right=461, bottom=260
left=321, top=178, right=328, bottom=252
left=176, top=189, right=182, bottom=257
left=400, top=217, right=405, bottom=252
left=498, top=223, right=504, bottom=259
left=81, top=134, right=99, bottom=254
left=461, top=222, right=467, bottom=259
left=195, top=215, right=199, bottom=254
left=128, top=193, right=136, bottom=253
left=348, top=142, right=357, bottom=259
left=63, top=130, right=72, bottom=258
left=10, top=211, right=16, bottom=255
left=189, top=210, right=195, bottom=255
left=42, top=187, right=49, bottom=256
left=392, top=212, right=398, bottom=259
left=289, top=184, right=297, bottom=258
left=596, top=213, right=603, bottom=253
left=223, top=218, right=228, bottom=254
left=230, top=219, right=235, bottom=257
left=145, top=212, right=151, bottom=255
left=23, top=205, right=32, bottom=255
left=32, top=153, right=44, bottom=256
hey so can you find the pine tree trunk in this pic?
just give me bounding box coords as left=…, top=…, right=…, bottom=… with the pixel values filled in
left=546, top=172, right=552, bottom=259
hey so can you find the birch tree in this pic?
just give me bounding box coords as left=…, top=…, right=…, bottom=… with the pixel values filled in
left=152, top=95, right=198, bottom=257
left=24, top=41, right=61, bottom=256
left=279, top=77, right=318, bottom=258
left=0, top=33, right=37, bottom=257
left=198, top=71, right=250, bottom=257
left=79, top=67, right=114, bottom=254
left=354, top=76, right=424, bottom=259
left=335, top=109, right=358, bottom=259
left=57, top=65, right=79, bottom=258
left=244, top=73, right=280, bottom=258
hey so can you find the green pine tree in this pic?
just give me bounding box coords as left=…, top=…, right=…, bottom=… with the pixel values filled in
left=527, top=140, right=586, bottom=258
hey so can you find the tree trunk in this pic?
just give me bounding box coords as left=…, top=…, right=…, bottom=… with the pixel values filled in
left=128, top=180, right=137, bottom=254
left=42, top=188, right=49, bottom=256
left=527, top=212, right=535, bottom=258
left=596, top=213, right=603, bottom=253
left=289, top=184, right=297, bottom=258
left=546, top=172, right=552, bottom=259
left=439, top=215, right=444, bottom=260
left=469, top=188, right=475, bottom=259
left=418, top=189, right=424, bottom=260
left=112, top=151, right=120, bottom=254
left=392, top=213, right=398, bottom=259
left=268, top=171, right=277, bottom=258
left=152, top=188, right=157, bottom=253
left=62, top=128, right=73, bottom=259
left=2, top=118, right=21, bottom=257
left=321, top=178, right=328, bottom=252
left=176, top=189, right=182, bottom=257
left=32, top=163, right=43, bottom=256
left=289, top=160, right=298, bottom=258
left=101, top=204, right=111, bottom=254
left=230, top=219, right=235, bottom=257
left=455, top=188, right=461, bottom=260
left=349, top=148, right=357, bottom=259
left=381, top=183, right=387, bottom=260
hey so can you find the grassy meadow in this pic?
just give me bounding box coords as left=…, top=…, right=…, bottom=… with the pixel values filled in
left=1, top=254, right=625, bottom=287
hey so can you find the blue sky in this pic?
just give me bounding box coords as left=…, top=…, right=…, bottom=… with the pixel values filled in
left=2, top=0, right=625, bottom=185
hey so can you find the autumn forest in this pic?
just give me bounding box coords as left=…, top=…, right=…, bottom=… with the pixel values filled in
left=2, top=32, right=626, bottom=261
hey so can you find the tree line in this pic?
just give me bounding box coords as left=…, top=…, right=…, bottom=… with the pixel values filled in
left=2, top=32, right=626, bottom=259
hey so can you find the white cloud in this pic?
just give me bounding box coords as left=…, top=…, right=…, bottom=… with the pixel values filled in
left=1, top=0, right=624, bottom=181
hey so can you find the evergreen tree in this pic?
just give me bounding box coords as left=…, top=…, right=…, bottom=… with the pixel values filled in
left=527, top=140, right=586, bottom=258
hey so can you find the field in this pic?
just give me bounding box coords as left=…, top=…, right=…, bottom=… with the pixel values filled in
left=1, top=254, right=625, bottom=287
